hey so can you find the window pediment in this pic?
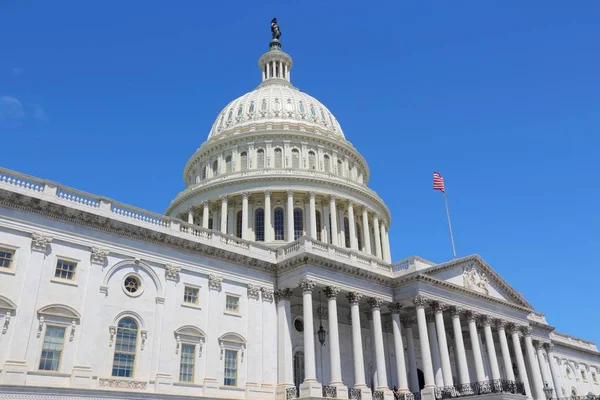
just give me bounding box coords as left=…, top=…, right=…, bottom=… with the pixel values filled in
left=0, top=296, right=17, bottom=312
left=175, top=325, right=205, bottom=339
left=218, top=332, right=246, bottom=344
left=38, top=304, right=81, bottom=321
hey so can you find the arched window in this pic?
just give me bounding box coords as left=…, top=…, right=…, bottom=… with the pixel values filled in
left=328, top=214, right=332, bottom=244
left=337, top=160, right=343, bottom=177
left=202, top=166, right=207, bottom=180
left=293, top=351, right=305, bottom=388
left=257, top=149, right=265, bottom=169
left=226, top=155, right=232, bottom=173
left=323, top=155, right=331, bottom=173
left=274, top=148, right=283, bottom=168
left=344, top=218, right=350, bottom=248
left=240, top=152, right=248, bottom=171
left=315, top=210, right=322, bottom=241
left=255, top=209, right=265, bottom=241
left=308, top=151, right=316, bottom=170
left=294, top=208, right=303, bottom=240
left=356, top=223, right=363, bottom=251
left=274, top=208, right=285, bottom=240
left=112, top=318, right=138, bottom=377
left=208, top=218, right=213, bottom=230
left=236, top=211, right=243, bottom=238
left=212, top=160, right=219, bottom=176
left=292, top=149, right=300, bottom=169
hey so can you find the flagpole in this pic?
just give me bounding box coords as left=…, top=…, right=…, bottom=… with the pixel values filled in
left=443, top=192, right=457, bottom=258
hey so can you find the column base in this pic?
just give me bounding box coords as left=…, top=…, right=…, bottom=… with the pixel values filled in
left=331, top=383, right=349, bottom=399
left=420, top=387, right=436, bottom=400
left=351, top=386, right=372, bottom=400
left=300, top=380, right=322, bottom=398
left=0, top=360, right=27, bottom=385
left=154, top=373, right=173, bottom=393
left=70, top=365, right=93, bottom=388
left=276, top=383, right=296, bottom=400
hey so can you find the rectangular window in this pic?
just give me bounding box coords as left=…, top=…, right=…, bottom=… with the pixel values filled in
left=39, top=326, right=65, bottom=371
left=179, top=344, right=195, bottom=383
left=54, top=259, right=76, bottom=280
left=225, top=295, right=240, bottom=313
left=184, top=286, right=199, bottom=305
left=223, top=349, right=238, bottom=386
left=0, top=248, right=14, bottom=269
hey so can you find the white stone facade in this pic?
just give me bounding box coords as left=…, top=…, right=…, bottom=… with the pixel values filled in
left=0, top=31, right=598, bottom=400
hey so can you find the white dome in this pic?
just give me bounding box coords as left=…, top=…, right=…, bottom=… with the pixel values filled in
left=207, top=80, right=345, bottom=140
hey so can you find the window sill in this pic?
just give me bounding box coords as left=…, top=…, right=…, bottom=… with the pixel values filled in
left=220, top=385, right=245, bottom=391
left=181, top=303, right=202, bottom=310
left=30, top=370, right=70, bottom=377
left=50, top=278, right=78, bottom=287
left=0, top=268, right=16, bottom=276
left=224, top=311, right=241, bottom=317
left=174, top=382, right=203, bottom=388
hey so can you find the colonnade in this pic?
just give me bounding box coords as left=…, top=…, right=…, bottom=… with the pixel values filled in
left=183, top=191, right=392, bottom=262
left=275, top=285, right=556, bottom=400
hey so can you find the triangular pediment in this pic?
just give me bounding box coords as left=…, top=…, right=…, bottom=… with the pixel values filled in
left=423, top=255, right=532, bottom=309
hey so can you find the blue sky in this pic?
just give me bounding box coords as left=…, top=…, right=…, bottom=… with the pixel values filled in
left=1, top=2, right=599, bottom=344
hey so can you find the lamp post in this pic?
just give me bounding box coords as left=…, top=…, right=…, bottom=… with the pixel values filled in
left=318, top=290, right=326, bottom=346
left=543, top=382, right=554, bottom=400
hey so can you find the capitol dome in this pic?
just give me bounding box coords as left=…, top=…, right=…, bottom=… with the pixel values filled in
left=166, top=35, right=393, bottom=263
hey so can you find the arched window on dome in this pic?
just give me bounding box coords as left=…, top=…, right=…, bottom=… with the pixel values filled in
left=274, top=148, right=283, bottom=169
left=202, top=166, right=207, bottom=180
left=256, top=149, right=265, bottom=169
left=323, top=155, right=331, bottom=173
left=255, top=209, right=265, bottom=242
left=356, top=223, right=363, bottom=251
left=236, top=211, right=243, bottom=238
left=225, top=155, right=232, bottom=173
left=240, top=152, right=248, bottom=171
left=315, top=210, right=322, bottom=241
left=112, top=317, right=138, bottom=377
left=208, top=218, right=213, bottom=230
left=294, top=208, right=303, bottom=240
left=308, top=151, right=316, bottom=170
left=212, top=160, right=219, bottom=177
left=328, top=214, right=332, bottom=244
left=274, top=208, right=285, bottom=240
left=343, top=218, right=350, bottom=248
left=337, top=160, right=343, bottom=177
left=291, top=149, right=300, bottom=169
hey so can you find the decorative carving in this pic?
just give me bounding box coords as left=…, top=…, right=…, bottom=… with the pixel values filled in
left=308, top=191, right=316, bottom=199
left=99, top=378, right=147, bottom=390
left=430, top=301, right=446, bottom=313
left=324, top=286, right=340, bottom=299
left=175, top=335, right=181, bottom=354
left=286, top=189, right=294, bottom=198
left=464, top=310, right=478, bottom=323
left=261, top=287, right=274, bottom=302
left=109, top=325, right=116, bottom=346
left=401, top=317, right=415, bottom=329
left=480, top=315, right=493, bottom=327
left=412, top=295, right=428, bottom=308
left=274, top=288, right=292, bottom=302
left=317, top=307, right=328, bottom=319
left=90, top=247, right=109, bottom=264
left=165, top=264, right=181, bottom=280
left=299, top=279, right=316, bottom=294
left=506, top=323, right=519, bottom=335
left=241, top=191, right=249, bottom=199
left=388, top=302, right=402, bottom=314
left=383, top=321, right=393, bottom=333
left=520, top=326, right=533, bottom=336
left=247, top=284, right=260, bottom=299
left=208, top=274, right=223, bottom=291
left=31, top=232, right=52, bottom=252
left=463, top=263, right=490, bottom=295
left=140, top=330, right=147, bottom=350
left=426, top=311, right=436, bottom=323
left=69, top=320, right=76, bottom=342
left=448, top=306, right=463, bottom=318
left=495, top=319, right=508, bottom=330
left=264, top=190, right=272, bottom=198
left=346, top=292, right=363, bottom=305
left=367, top=297, right=383, bottom=310
left=37, top=317, right=44, bottom=338
left=543, top=342, right=554, bottom=352
left=220, top=195, right=228, bottom=202
left=2, top=311, right=11, bottom=334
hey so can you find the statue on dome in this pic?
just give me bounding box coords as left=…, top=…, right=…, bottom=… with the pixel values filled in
left=271, top=18, right=281, bottom=40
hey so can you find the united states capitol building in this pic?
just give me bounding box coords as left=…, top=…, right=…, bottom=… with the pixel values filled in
left=0, top=22, right=598, bottom=400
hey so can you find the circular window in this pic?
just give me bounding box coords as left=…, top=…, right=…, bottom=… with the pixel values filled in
left=294, top=317, right=304, bottom=333
left=122, top=274, right=144, bottom=297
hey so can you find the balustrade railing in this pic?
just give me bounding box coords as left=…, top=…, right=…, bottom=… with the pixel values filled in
left=323, top=385, right=337, bottom=398
left=285, top=387, right=298, bottom=400
left=438, top=379, right=526, bottom=398
left=348, top=388, right=362, bottom=400
left=0, top=170, right=44, bottom=192
left=554, top=396, right=600, bottom=400
left=373, top=391, right=385, bottom=400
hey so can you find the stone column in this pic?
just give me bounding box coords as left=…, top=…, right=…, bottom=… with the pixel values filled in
left=380, top=223, right=391, bottom=263
left=402, top=318, right=419, bottom=393
left=389, top=303, right=409, bottom=393
left=534, top=341, right=552, bottom=392
left=544, top=343, right=561, bottom=396
left=508, top=324, right=533, bottom=399
left=264, top=190, right=273, bottom=242
left=347, top=292, right=372, bottom=400
left=309, top=192, right=317, bottom=239
left=496, top=320, right=516, bottom=381
left=325, top=287, right=348, bottom=397
left=449, top=306, right=470, bottom=385
left=329, top=195, right=338, bottom=246
left=204, top=275, right=224, bottom=394
left=368, top=298, right=391, bottom=395
left=299, top=279, right=321, bottom=397
left=220, top=195, right=228, bottom=233
left=187, top=207, right=194, bottom=224
left=246, top=285, right=261, bottom=390
left=426, top=311, right=444, bottom=388
left=523, top=328, right=544, bottom=400
left=372, top=215, right=382, bottom=259
left=347, top=201, right=357, bottom=250
left=337, top=207, right=346, bottom=247
left=275, top=289, right=294, bottom=396
left=431, top=301, right=453, bottom=387
left=242, top=192, right=249, bottom=240
left=465, top=311, right=486, bottom=383
left=384, top=225, right=392, bottom=262
left=361, top=207, right=372, bottom=254
left=322, top=203, right=330, bottom=243
left=414, top=295, right=436, bottom=397
left=261, top=288, right=276, bottom=387
left=202, top=201, right=210, bottom=229
left=481, top=316, right=501, bottom=381
left=286, top=190, right=294, bottom=242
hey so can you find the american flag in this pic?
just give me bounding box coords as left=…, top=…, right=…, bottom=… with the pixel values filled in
left=433, top=172, right=445, bottom=193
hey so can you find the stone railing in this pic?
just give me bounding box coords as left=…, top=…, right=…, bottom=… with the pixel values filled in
left=98, top=378, right=147, bottom=390
left=285, top=387, right=298, bottom=400
left=323, top=385, right=337, bottom=398
left=348, top=388, right=362, bottom=400
left=449, top=380, right=526, bottom=398
left=0, top=169, right=45, bottom=193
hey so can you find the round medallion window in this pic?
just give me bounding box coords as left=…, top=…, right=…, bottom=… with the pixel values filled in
left=122, top=274, right=144, bottom=297
left=294, top=317, right=304, bottom=333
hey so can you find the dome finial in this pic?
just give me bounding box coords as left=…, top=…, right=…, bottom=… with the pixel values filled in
left=259, top=17, right=292, bottom=83
left=270, top=18, right=282, bottom=50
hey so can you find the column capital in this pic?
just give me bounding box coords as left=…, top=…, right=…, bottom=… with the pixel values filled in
left=203, top=200, right=210, bottom=207
left=430, top=301, right=446, bottom=313
left=308, top=191, right=316, bottom=199
left=543, top=342, right=554, bottom=352
left=346, top=291, right=362, bottom=304
left=520, top=326, right=533, bottom=336
left=186, top=205, right=195, bottom=213
left=329, top=194, right=336, bottom=202
left=324, top=286, right=340, bottom=299
left=260, top=287, right=274, bottom=302
left=506, top=323, right=520, bottom=335
left=388, top=302, right=402, bottom=314
left=264, top=189, right=272, bottom=197
left=465, top=310, right=479, bottom=323
left=448, top=305, right=463, bottom=317
left=299, top=279, right=316, bottom=294
left=480, top=315, right=493, bottom=327
left=372, top=213, right=380, bottom=221
left=367, top=297, right=384, bottom=310
left=274, top=288, right=292, bottom=302
left=532, top=340, right=543, bottom=350
left=401, top=317, right=415, bottom=329
left=220, top=195, right=228, bottom=202
left=286, top=189, right=294, bottom=197
left=495, top=319, right=508, bottom=330
left=241, top=191, right=249, bottom=199
left=247, top=283, right=260, bottom=299
left=361, top=205, right=369, bottom=213
left=412, top=295, right=428, bottom=308
left=426, top=311, right=436, bottom=323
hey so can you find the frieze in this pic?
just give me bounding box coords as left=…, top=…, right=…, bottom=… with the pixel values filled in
left=90, top=246, right=110, bottom=264
left=31, top=232, right=52, bottom=252
left=99, top=378, right=147, bottom=390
